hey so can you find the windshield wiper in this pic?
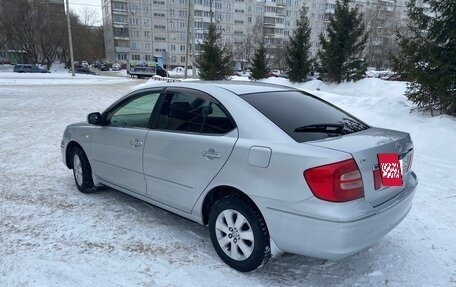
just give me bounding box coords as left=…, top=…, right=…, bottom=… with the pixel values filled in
left=294, top=123, right=345, bottom=134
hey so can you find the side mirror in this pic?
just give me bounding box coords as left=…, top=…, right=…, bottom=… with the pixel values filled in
left=87, top=112, right=102, bottom=125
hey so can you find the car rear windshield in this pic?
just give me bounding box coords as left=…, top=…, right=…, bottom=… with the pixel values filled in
left=240, top=91, right=370, bottom=143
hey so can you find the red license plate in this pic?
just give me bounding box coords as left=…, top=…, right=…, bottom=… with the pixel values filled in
left=378, top=153, right=403, bottom=186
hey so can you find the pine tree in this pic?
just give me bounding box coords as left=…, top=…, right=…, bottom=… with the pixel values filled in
left=250, top=42, right=268, bottom=80
left=317, top=0, right=368, bottom=83
left=393, top=0, right=456, bottom=115
left=195, top=23, right=233, bottom=80
left=287, top=5, right=311, bottom=83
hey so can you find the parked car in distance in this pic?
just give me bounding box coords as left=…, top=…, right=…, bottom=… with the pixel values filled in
left=98, top=63, right=109, bottom=71
left=81, top=61, right=89, bottom=68
left=92, top=61, right=101, bottom=69
left=61, top=82, right=417, bottom=272
left=111, top=63, right=121, bottom=71
left=14, top=64, right=49, bottom=73
left=74, top=67, right=96, bottom=75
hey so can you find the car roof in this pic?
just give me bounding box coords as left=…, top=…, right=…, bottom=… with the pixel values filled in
left=139, top=81, right=296, bottom=96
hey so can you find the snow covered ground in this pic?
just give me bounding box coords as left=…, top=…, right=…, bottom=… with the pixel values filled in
left=1, top=72, right=455, bottom=287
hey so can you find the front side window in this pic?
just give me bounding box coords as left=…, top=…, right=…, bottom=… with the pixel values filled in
left=106, top=91, right=160, bottom=128
left=157, top=90, right=235, bottom=134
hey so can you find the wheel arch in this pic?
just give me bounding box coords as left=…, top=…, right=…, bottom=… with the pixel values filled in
left=65, top=141, right=84, bottom=169
left=201, top=185, right=266, bottom=226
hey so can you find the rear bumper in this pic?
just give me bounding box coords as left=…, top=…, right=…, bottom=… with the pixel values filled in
left=255, top=171, right=417, bottom=260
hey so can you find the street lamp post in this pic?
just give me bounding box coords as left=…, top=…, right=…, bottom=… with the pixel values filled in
left=184, top=0, right=193, bottom=79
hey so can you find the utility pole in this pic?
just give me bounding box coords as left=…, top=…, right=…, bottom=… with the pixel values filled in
left=191, top=0, right=196, bottom=78
left=184, top=0, right=191, bottom=79
left=65, top=0, right=75, bottom=76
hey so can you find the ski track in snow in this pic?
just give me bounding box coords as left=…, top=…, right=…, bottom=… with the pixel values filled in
left=1, top=76, right=455, bottom=286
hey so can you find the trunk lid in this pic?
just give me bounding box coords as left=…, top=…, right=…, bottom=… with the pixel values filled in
left=306, top=127, right=414, bottom=208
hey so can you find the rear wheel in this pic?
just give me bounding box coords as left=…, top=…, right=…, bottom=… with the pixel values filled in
left=72, top=148, right=95, bottom=193
left=208, top=195, right=270, bottom=272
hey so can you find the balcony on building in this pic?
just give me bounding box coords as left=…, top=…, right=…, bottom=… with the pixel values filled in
left=112, top=1, right=127, bottom=15
left=276, top=1, right=286, bottom=8
left=112, top=9, right=127, bottom=15
left=115, top=46, right=130, bottom=53
left=113, top=27, right=129, bottom=40
left=264, top=11, right=278, bottom=18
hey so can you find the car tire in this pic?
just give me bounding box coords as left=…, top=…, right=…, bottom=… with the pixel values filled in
left=208, top=195, right=271, bottom=272
left=72, top=147, right=96, bottom=193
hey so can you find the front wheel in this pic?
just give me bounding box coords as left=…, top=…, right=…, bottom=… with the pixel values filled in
left=208, top=195, right=271, bottom=272
left=72, top=148, right=95, bottom=193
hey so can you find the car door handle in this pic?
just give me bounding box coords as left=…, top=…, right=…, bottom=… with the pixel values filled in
left=129, top=138, right=143, bottom=148
left=202, top=148, right=222, bottom=160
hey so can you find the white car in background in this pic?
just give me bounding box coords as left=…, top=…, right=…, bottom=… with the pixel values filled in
left=112, top=63, right=121, bottom=71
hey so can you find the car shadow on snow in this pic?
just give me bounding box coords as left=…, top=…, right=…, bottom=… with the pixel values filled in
left=86, top=187, right=392, bottom=286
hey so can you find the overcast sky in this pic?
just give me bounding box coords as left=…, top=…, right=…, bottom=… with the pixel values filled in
left=68, top=0, right=102, bottom=26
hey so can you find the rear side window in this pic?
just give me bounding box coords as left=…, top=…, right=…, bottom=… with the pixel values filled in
left=241, top=91, right=369, bottom=143
left=157, top=90, right=235, bottom=134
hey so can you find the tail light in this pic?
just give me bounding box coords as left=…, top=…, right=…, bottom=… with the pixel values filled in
left=304, top=159, right=364, bottom=202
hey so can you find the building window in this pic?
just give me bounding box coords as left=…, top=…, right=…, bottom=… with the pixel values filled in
left=143, top=5, right=150, bottom=14
left=131, top=42, right=139, bottom=50
left=131, top=54, right=140, bottom=60
left=128, top=4, right=138, bottom=13
left=113, top=15, right=127, bottom=23
left=129, top=17, right=139, bottom=25
left=117, top=53, right=128, bottom=60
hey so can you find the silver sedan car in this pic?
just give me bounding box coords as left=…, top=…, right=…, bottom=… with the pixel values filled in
left=61, top=82, right=417, bottom=272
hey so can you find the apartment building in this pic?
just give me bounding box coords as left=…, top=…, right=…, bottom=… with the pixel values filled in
left=101, top=0, right=408, bottom=69
left=102, top=0, right=308, bottom=68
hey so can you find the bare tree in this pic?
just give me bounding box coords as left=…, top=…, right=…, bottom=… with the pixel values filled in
left=363, top=6, right=404, bottom=69
left=231, top=17, right=265, bottom=71
left=79, top=7, right=99, bottom=27
left=233, top=36, right=256, bottom=71
left=67, top=11, right=105, bottom=63
left=267, top=46, right=288, bottom=71
left=0, top=0, right=66, bottom=68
